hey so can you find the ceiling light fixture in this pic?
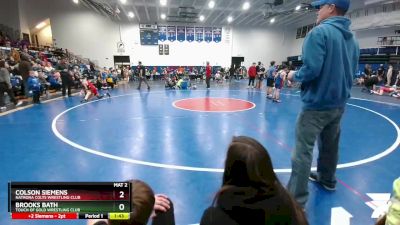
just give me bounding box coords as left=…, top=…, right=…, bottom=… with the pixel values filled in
left=199, top=15, right=205, bottom=21
left=36, top=22, right=46, bottom=29
left=160, top=0, right=167, bottom=6
left=227, top=16, right=233, bottom=23
left=128, top=12, right=134, bottom=18
left=208, top=1, right=215, bottom=9
left=270, top=18, right=275, bottom=23
left=161, top=13, right=166, bottom=20
left=295, top=5, right=301, bottom=11
left=243, top=2, right=250, bottom=10
left=73, top=0, right=79, bottom=4
left=120, top=0, right=127, bottom=4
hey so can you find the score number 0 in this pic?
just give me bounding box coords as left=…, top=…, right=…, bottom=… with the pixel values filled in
left=119, top=191, right=125, bottom=211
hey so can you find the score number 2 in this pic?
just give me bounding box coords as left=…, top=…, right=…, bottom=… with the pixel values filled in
left=118, top=191, right=126, bottom=211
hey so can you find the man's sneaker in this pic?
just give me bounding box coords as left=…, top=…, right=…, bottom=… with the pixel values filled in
left=15, top=101, right=23, bottom=107
left=308, top=172, right=318, bottom=182
left=0, top=106, right=6, bottom=111
left=273, top=99, right=281, bottom=103
left=309, top=172, right=336, bottom=191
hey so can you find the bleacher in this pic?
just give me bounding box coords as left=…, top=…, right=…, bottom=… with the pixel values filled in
left=377, top=36, right=400, bottom=47
left=360, top=47, right=399, bottom=56
left=288, top=34, right=400, bottom=69
left=288, top=46, right=400, bottom=74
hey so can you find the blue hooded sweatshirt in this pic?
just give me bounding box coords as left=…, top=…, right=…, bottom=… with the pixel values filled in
left=295, top=16, right=359, bottom=110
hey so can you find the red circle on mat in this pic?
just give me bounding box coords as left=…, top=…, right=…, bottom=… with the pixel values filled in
left=173, top=98, right=255, bottom=112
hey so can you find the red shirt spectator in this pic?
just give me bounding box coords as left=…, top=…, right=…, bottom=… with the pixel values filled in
left=206, top=65, right=211, bottom=78
left=248, top=65, right=257, bottom=78
left=178, top=66, right=184, bottom=74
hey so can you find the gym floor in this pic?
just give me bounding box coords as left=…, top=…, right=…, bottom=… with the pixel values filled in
left=1, top=80, right=399, bottom=225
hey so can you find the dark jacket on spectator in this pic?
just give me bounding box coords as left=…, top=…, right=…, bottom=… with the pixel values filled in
left=18, top=56, right=32, bottom=81
left=0, top=68, right=12, bottom=89
left=200, top=186, right=305, bottom=225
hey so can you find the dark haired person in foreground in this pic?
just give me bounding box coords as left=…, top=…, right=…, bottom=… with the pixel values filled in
left=200, top=136, right=308, bottom=225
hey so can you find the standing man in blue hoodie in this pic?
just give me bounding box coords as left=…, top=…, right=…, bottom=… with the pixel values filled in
left=287, top=0, right=359, bottom=208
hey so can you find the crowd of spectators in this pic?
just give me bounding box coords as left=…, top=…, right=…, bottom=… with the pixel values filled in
left=356, top=64, right=400, bottom=98
left=0, top=33, right=129, bottom=111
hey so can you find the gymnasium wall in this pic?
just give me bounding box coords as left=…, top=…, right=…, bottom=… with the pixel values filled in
left=35, top=25, right=53, bottom=47
left=232, top=26, right=288, bottom=66
left=0, top=0, right=20, bottom=36
left=118, top=24, right=232, bottom=68
left=13, top=0, right=400, bottom=68
left=18, top=0, right=30, bottom=36
left=283, top=5, right=400, bottom=58
left=285, top=23, right=399, bottom=58
left=17, top=0, right=288, bottom=68
left=120, top=25, right=288, bottom=68
left=18, top=0, right=118, bottom=67
left=354, top=27, right=400, bottom=48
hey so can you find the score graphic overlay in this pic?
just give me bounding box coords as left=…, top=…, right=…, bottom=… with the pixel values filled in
left=9, top=182, right=131, bottom=220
